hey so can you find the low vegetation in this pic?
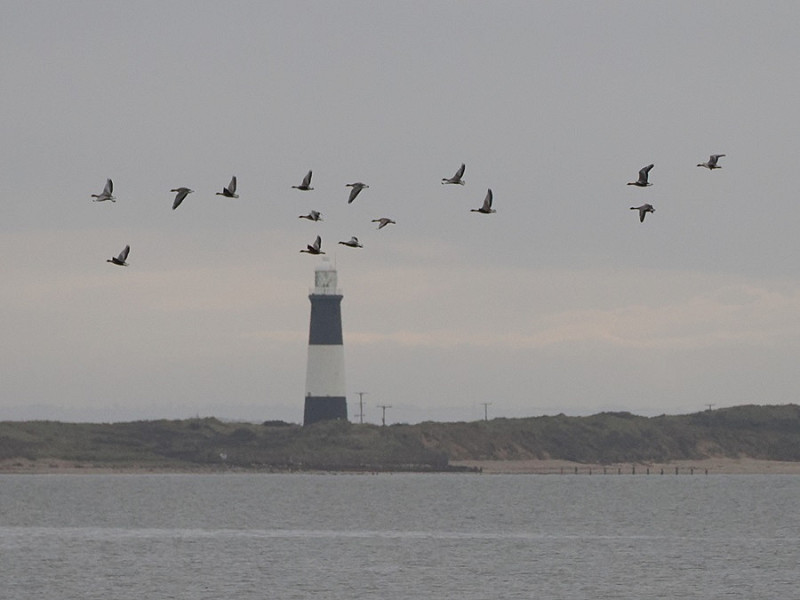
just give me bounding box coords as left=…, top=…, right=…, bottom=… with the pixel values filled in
left=1, top=404, right=799, bottom=472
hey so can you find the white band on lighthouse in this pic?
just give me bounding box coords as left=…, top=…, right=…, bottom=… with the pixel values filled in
left=305, top=345, right=346, bottom=397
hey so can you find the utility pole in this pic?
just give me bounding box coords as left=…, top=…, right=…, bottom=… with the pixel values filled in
left=705, top=403, right=716, bottom=411
left=355, top=392, right=367, bottom=424
left=377, top=404, right=392, bottom=426
left=480, top=402, right=492, bottom=422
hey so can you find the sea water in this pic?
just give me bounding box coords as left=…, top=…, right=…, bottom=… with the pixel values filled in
left=1, top=473, right=798, bottom=599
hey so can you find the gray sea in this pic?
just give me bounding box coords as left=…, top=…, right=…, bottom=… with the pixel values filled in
left=1, top=473, right=798, bottom=599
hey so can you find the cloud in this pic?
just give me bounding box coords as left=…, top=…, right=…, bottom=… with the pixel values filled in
left=346, top=270, right=800, bottom=353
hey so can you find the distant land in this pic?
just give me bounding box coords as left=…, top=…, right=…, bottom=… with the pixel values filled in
left=1, top=404, right=799, bottom=474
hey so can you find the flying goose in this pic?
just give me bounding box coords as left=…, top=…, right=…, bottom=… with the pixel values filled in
left=292, top=170, right=314, bottom=191
left=216, top=176, right=238, bottom=198
left=107, top=244, right=130, bottom=266
left=91, top=179, right=115, bottom=202
left=338, top=236, right=363, bottom=248
left=630, top=204, right=655, bottom=222
left=170, top=187, right=193, bottom=210
left=299, top=210, right=323, bottom=222
left=470, top=188, right=496, bottom=214
left=442, top=163, right=465, bottom=185
left=300, top=235, right=325, bottom=254
left=697, top=154, right=725, bottom=169
left=371, top=217, right=396, bottom=230
left=627, top=164, right=654, bottom=187
left=346, top=182, right=369, bottom=204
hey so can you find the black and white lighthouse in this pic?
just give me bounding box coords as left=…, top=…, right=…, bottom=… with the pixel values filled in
left=303, top=260, right=348, bottom=425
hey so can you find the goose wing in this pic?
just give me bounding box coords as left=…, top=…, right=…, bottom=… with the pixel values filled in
left=118, top=245, right=130, bottom=261
left=483, top=188, right=493, bottom=210
left=302, top=171, right=313, bottom=188
left=104, top=179, right=113, bottom=195
left=639, top=164, right=654, bottom=183
left=172, top=188, right=191, bottom=209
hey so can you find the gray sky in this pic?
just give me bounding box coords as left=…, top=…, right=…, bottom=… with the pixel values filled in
left=3, top=1, right=800, bottom=424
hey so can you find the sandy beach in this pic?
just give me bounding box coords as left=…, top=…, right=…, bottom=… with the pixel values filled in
left=2, top=457, right=800, bottom=474
left=450, top=457, right=800, bottom=475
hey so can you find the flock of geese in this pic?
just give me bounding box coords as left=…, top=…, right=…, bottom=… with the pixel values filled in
left=94, top=163, right=495, bottom=264
left=96, top=155, right=724, bottom=265
left=291, top=164, right=491, bottom=256
left=627, top=154, right=726, bottom=222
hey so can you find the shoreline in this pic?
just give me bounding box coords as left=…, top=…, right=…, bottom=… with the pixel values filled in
left=3, top=457, right=800, bottom=475
left=450, top=457, right=800, bottom=475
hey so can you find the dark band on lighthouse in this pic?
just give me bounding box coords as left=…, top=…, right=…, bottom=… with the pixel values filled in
left=308, top=295, right=343, bottom=345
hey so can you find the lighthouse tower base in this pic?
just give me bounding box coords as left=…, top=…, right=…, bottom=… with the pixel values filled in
left=304, top=396, right=348, bottom=425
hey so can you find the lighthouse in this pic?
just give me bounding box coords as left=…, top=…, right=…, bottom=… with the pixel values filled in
left=303, top=260, right=348, bottom=425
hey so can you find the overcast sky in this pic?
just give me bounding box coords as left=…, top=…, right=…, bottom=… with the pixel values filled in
left=3, top=1, right=800, bottom=424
